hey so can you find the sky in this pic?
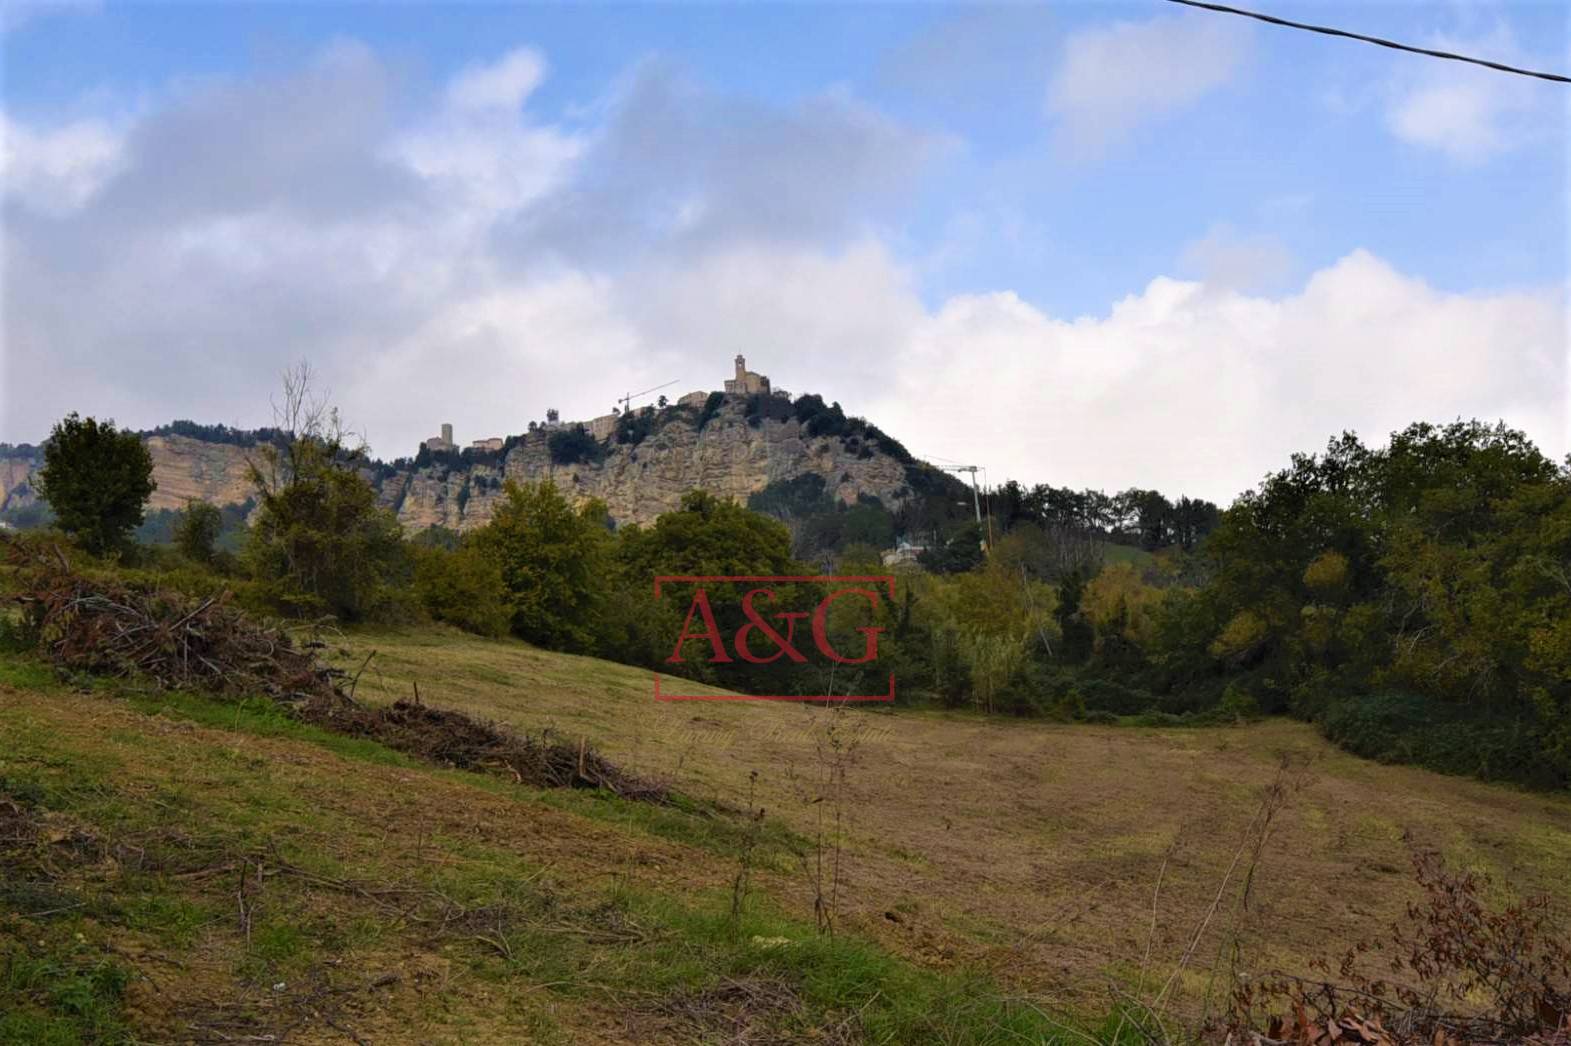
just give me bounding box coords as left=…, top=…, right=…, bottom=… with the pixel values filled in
left=1, top=0, right=1567, bottom=504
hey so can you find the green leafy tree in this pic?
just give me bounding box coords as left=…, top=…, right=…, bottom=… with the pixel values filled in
left=412, top=541, right=513, bottom=638
left=470, top=480, right=611, bottom=651
left=36, top=413, right=155, bottom=554
left=610, top=491, right=807, bottom=687
left=243, top=363, right=408, bottom=620
left=1053, top=570, right=1094, bottom=664
left=918, top=524, right=985, bottom=575
left=174, top=500, right=223, bottom=564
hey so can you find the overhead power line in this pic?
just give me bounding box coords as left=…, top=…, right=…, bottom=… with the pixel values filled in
left=1162, top=0, right=1571, bottom=84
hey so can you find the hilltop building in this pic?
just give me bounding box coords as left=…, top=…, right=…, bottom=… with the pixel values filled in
left=428, top=356, right=790, bottom=459
left=724, top=355, right=771, bottom=396
left=423, top=423, right=455, bottom=452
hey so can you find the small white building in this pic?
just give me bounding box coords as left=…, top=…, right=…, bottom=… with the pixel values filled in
left=880, top=541, right=927, bottom=568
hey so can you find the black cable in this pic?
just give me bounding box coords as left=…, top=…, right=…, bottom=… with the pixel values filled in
left=1162, top=0, right=1571, bottom=84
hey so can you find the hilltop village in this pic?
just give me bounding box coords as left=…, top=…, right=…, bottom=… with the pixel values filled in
left=419, top=355, right=783, bottom=454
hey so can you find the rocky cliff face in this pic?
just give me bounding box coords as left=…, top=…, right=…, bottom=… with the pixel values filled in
left=3, top=397, right=925, bottom=532
left=382, top=398, right=915, bottom=531
left=142, top=436, right=257, bottom=511
left=1, top=435, right=256, bottom=517
left=0, top=448, right=41, bottom=512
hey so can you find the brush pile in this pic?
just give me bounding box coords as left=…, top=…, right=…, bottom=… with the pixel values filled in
left=6, top=538, right=347, bottom=708
left=3, top=537, right=666, bottom=803
left=315, top=696, right=669, bottom=801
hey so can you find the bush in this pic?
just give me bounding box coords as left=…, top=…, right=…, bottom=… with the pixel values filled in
left=615, top=407, right=658, bottom=446
left=546, top=425, right=604, bottom=466
left=174, top=500, right=223, bottom=564
left=792, top=394, right=849, bottom=438
left=1318, top=692, right=1566, bottom=790
left=1075, top=676, right=1158, bottom=716
left=743, top=392, right=792, bottom=428
left=696, top=392, right=726, bottom=432
left=412, top=543, right=512, bottom=638
left=1216, top=681, right=1261, bottom=721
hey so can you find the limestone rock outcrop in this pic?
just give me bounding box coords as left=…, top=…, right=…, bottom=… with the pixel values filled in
left=381, top=398, right=916, bottom=531
left=3, top=396, right=926, bottom=532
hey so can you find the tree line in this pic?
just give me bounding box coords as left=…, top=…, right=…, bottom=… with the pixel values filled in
left=24, top=371, right=1570, bottom=790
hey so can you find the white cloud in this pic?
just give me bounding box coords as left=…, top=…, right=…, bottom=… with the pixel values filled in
left=396, top=48, right=580, bottom=216
left=1047, top=13, right=1249, bottom=157
left=447, top=48, right=548, bottom=112
left=2, top=40, right=1563, bottom=507
left=864, top=250, right=1564, bottom=502
left=1383, top=30, right=1543, bottom=162
left=0, top=112, right=124, bottom=214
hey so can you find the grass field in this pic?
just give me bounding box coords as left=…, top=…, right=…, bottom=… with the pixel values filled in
left=3, top=623, right=1569, bottom=1043
left=330, top=627, right=1571, bottom=1016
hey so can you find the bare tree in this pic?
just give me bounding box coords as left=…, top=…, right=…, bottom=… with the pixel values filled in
left=246, top=360, right=366, bottom=498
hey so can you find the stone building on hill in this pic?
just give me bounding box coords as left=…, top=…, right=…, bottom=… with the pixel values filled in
left=424, top=423, right=455, bottom=452
left=724, top=355, right=771, bottom=396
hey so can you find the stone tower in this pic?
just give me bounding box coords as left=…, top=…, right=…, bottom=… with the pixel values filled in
left=441, top=423, right=453, bottom=445
left=724, top=354, right=771, bottom=397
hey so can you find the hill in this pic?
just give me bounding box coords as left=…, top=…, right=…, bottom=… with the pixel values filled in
left=0, top=380, right=964, bottom=534
left=6, top=621, right=1567, bottom=1041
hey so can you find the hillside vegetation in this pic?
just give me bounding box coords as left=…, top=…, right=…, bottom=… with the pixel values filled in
left=4, top=619, right=1568, bottom=1042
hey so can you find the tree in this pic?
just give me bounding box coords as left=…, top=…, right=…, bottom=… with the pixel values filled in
left=412, top=541, right=513, bottom=638
left=547, top=425, right=604, bottom=465
left=174, top=500, right=223, bottom=564
left=243, top=362, right=407, bottom=619
left=1053, top=570, right=1094, bottom=664
left=918, top=524, right=985, bottom=575
left=36, top=413, right=156, bottom=554
left=618, top=490, right=798, bottom=580
left=608, top=490, right=807, bottom=686
left=470, top=480, right=611, bottom=651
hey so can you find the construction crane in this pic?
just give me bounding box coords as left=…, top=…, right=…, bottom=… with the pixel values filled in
left=941, top=464, right=994, bottom=553
left=617, top=379, right=679, bottom=415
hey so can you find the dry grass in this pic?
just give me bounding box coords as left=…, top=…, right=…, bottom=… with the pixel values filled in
left=334, top=625, right=1571, bottom=1023
left=0, top=677, right=722, bottom=1043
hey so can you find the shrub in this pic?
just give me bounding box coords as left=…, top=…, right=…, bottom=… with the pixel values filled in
left=547, top=425, right=604, bottom=466
left=1318, top=692, right=1566, bottom=790
left=411, top=543, right=511, bottom=637
left=1075, top=676, right=1158, bottom=716
left=696, top=392, right=726, bottom=432
left=174, top=500, right=223, bottom=564
left=615, top=407, right=658, bottom=446
left=743, top=392, right=793, bottom=428
left=1216, top=681, right=1261, bottom=721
